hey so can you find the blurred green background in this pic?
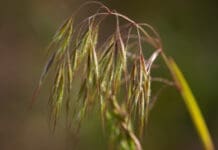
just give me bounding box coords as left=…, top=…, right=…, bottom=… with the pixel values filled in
left=0, top=0, right=218, bottom=149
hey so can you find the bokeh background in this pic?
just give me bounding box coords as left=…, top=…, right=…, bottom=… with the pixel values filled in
left=0, top=0, right=218, bottom=149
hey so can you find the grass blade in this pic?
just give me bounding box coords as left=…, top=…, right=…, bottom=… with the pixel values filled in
left=163, top=55, right=214, bottom=150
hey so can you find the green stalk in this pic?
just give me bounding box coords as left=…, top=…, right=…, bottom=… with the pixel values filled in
left=162, top=53, right=214, bottom=150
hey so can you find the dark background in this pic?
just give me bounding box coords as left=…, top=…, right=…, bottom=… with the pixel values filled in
left=0, top=0, right=218, bottom=149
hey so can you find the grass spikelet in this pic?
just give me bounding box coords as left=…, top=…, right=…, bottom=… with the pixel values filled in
left=49, top=64, right=65, bottom=128
left=53, top=17, right=73, bottom=42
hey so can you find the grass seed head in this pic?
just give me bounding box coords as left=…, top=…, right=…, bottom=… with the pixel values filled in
left=35, top=2, right=165, bottom=150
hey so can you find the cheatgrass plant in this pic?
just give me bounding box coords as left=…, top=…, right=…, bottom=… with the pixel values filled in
left=33, top=1, right=214, bottom=150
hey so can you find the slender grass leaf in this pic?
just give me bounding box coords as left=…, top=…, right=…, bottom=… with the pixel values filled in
left=164, top=56, right=214, bottom=150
